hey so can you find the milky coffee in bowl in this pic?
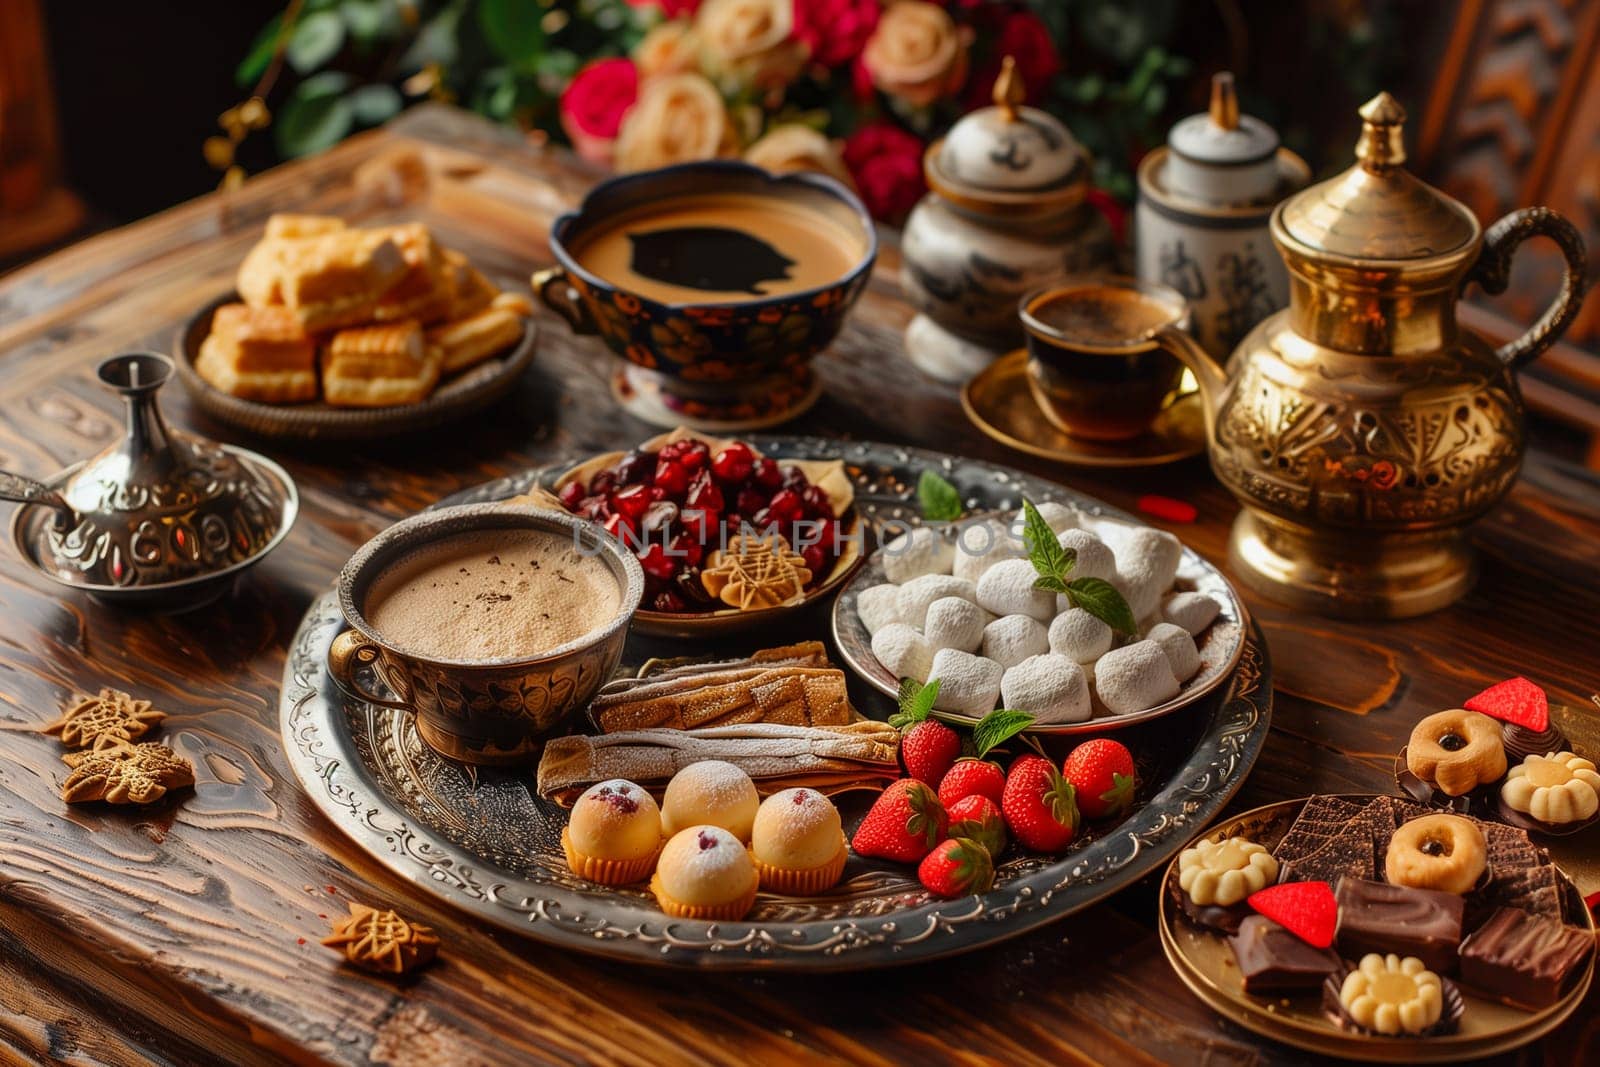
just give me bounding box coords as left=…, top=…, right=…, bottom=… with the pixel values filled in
left=330, top=505, right=643, bottom=765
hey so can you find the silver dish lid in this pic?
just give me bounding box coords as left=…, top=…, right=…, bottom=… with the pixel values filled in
left=925, top=57, right=1089, bottom=217
left=2, top=353, right=294, bottom=590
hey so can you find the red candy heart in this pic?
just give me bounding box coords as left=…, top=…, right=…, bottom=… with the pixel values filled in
left=1465, top=676, right=1548, bottom=732
left=1247, top=881, right=1337, bottom=949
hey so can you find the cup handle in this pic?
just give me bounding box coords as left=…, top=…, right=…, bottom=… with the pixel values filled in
left=327, top=630, right=413, bottom=710
left=1466, top=206, right=1589, bottom=369
left=531, top=266, right=598, bottom=335
left=1153, top=323, right=1230, bottom=442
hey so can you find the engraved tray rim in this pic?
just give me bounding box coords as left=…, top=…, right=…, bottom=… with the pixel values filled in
left=279, top=438, right=1273, bottom=969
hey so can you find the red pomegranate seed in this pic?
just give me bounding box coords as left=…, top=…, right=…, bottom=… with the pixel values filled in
left=1137, top=495, right=1197, bottom=523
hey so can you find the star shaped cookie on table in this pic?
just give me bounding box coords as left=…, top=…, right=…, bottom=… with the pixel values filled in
left=321, top=902, right=441, bottom=975
left=60, top=742, right=195, bottom=805
left=701, top=535, right=812, bottom=610
left=44, top=688, right=167, bottom=750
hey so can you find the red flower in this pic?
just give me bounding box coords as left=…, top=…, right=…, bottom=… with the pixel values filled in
left=560, top=58, right=639, bottom=165
left=843, top=122, right=926, bottom=222
left=965, top=10, right=1061, bottom=108
left=1086, top=187, right=1128, bottom=245
left=626, top=0, right=702, bottom=15
left=793, top=0, right=880, bottom=69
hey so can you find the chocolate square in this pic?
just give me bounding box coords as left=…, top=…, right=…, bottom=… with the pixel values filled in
left=1273, top=796, right=1363, bottom=869
left=1460, top=907, right=1594, bottom=1009
left=1278, top=801, right=1391, bottom=884
left=1334, top=876, right=1465, bottom=973
left=1228, top=914, right=1342, bottom=995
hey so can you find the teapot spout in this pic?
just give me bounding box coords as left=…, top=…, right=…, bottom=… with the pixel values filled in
left=1153, top=324, right=1227, bottom=440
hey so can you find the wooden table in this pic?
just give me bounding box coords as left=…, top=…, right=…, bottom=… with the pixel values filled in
left=0, top=105, right=1596, bottom=1067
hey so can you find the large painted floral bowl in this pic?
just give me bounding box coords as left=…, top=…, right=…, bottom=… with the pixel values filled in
left=533, top=161, right=877, bottom=432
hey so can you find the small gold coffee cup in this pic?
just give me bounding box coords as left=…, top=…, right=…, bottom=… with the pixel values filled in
left=1019, top=277, right=1193, bottom=441
left=328, top=504, right=643, bottom=766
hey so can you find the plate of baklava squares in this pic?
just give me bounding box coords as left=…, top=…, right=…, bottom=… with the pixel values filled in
left=174, top=213, right=537, bottom=440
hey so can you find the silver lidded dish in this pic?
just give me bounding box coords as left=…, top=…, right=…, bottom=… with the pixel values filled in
left=3, top=352, right=297, bottom=610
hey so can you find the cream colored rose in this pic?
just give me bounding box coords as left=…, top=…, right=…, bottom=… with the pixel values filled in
left=633, top=19, right=700, bottom=80
left=615, top=73, right=737, bottom=172
left=863, top=1, right=971, bottom=108
left=695, top=0, right=807, bottom=91
left=744, top=125, right=853, bottom=186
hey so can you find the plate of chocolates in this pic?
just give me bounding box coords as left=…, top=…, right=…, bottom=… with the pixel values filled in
left=546, top=428, right=865, bottom=637
left=1159, top=793, right=1595, bottom=1061
left=1395, top=678, right=1600, bottom=837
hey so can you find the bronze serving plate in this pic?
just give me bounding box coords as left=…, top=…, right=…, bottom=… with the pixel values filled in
left=173, top=292, right=538, bottom=441
left=279, top=439, right=1273, bottom=969
left=832, top=513, right=1246, bottom=735
left=1158, top=796, right=1596, bottom=1062
left=962, top=350, right=1206, bottom=468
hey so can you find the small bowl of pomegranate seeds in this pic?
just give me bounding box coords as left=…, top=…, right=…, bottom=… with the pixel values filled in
left=551, top=429, right=865, bottom=637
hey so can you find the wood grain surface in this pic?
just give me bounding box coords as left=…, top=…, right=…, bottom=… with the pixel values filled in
left=0, top=105, right=1596, bottom=1067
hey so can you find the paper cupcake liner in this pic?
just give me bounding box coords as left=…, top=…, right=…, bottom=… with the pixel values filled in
left=751, top=833, right=848, bottom=896
left=650, top=871, right=759, bottom=921
left=561, top=827, right=662, bottom=886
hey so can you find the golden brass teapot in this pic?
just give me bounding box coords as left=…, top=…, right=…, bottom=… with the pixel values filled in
left=1158, top=92, right=1588, bottom=618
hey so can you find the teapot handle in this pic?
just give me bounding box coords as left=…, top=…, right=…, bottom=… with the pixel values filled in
left=1466, top=207, right=1588, bottom=369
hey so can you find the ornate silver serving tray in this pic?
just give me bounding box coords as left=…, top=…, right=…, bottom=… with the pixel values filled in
left=280, top=439, right=1272, bottom=969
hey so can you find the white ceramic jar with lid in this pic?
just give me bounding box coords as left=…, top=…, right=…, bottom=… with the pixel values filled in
left=1135, top=73, right=1309, bottom=357
left=901, top=58, right=1115, bottom=383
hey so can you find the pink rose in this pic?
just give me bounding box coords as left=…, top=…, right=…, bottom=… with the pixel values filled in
left=843, top=122, right=926, bottom=222
left=560, top=58, right=639, bottom=166
left=793, top=0, right=880, bottom=69
left=861, top=1, right=970, bottom=108
left=627, top=0, right=702, bottom=16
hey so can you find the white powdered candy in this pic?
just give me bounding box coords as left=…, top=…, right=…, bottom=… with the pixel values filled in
left=923, top=596, right=988, bottom=653
left=881, top=526, right=954, bottom=584
left=952, top=518, right=1024, bottom=583
left=1162, top=590, right=1221, bottom=636
left=1001, top=654, right=1090, bottom=724
left=1055, top=529, right=1119, bottom=583
left=929, top=649, right=1003, bottom=715
left=1113, top=528, right=1184, bottom=621
left=1146, top=621, right=1201, bottom=682
left=1048, top=607, right=1113, bottom=663
left=1094, top=640, right=1179, bottom=715
left=871, top=624, right=933, bottom=683
left=897, top=575, right=977, bottom=629
left=855, top=584, right=902, bottom=636
left=975, top=558, right=1056, bottom=621
left=981, top=614, right=1050, bottom=669
left=1010, top=501, right=1080, bottom=538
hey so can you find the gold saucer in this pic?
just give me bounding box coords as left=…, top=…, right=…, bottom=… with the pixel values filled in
left=1158, top=796, right=1595, bottom=1062
left=961, top=349, right=1205, bottom=467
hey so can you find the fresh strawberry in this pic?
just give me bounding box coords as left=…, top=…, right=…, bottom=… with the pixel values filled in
left=1001, top=754, right=1080, bottom=853
left=901, top=720, right=961, bottom=786
left=938, top=758, right=1006, bottom=809
left=851, top=779, right=947, bottom=862
left=1247, top=881, right=1336, bottom=948
left=1465, top=676, right=1549, bottom=732
left=1062, top=739, right=1136, bottom=820
left=946, top=795, right=1006, bottom=856
left=917, top=837, right=995, bottom=899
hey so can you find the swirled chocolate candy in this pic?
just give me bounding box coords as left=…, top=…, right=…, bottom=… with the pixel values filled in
left=1228, top=914, right=1341, bottom=994
left=1460, top=906, right=1594, bottom=1009
left=1333, top=877, right=1464, bottom=973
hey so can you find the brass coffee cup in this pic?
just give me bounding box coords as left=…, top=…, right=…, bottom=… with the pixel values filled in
left=1019, top=277, right=1192, bottom=441
left=328, top=503, right=643, bottom=766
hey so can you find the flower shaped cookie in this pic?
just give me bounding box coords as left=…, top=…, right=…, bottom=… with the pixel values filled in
left=1177, top=836, right=1278, bottom=907
left=1501, top=751, right=1600, bottom=824
left=1339, top=954, right=1443, bottom=1035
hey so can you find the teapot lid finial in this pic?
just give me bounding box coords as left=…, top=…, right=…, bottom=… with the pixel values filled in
left=993, top=56, right=1025, bottom=122
left=1208, top=72, right=1239, bottom=132
left=1355, top=91, right=1407, bottom=172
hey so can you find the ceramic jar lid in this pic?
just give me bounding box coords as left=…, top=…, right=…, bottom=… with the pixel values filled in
left=1164, top=73, right=1281, bottom=204
left=1278, top=91, right=1479, bottom=262
left=925, top=57, right=1088, bottom=216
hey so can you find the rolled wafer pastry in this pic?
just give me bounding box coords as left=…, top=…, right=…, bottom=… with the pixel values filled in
left=535, top=722, right=901, bottom=805
left=589, top=666, right=854, bottom=733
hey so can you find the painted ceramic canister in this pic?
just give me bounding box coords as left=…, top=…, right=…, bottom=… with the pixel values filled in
left=1135, top=73, right=1310, bottom=358
left=901, top=58, right=1115, bottom=383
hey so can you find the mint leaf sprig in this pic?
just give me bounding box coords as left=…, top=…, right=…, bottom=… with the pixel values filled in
left=888, top=677, right=940, bottom=731
left=917, top=470, right=963, bottom=522
left=971, top=709, right=1035, bottom=758
left=1020, top=499, right=1138, bottom=636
